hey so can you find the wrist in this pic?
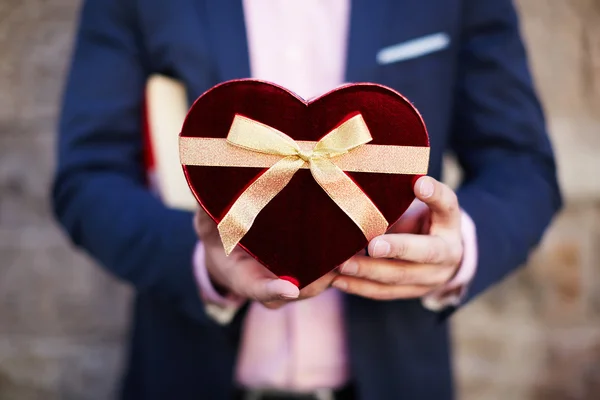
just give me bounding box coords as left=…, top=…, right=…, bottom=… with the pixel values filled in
left=194, top=242, right=244, bottom=305
left=421, top=209, right=478, bottom=310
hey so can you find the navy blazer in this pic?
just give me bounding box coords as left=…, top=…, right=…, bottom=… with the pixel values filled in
left=52, top=0, right=562, bottom=399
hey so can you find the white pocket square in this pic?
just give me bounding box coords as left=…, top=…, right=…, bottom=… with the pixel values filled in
left=376, top=32, right=450, bottom=65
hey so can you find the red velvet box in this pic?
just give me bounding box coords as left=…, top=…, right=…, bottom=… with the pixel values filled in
left=179, top=79, right=429, bottom=288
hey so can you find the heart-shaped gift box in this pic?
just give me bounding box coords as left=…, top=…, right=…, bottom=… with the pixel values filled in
left=179, top=80, right=429, bottom=289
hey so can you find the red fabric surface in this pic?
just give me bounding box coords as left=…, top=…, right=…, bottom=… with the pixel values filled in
left=181, top=80, right=429, bottom=288
left=141, top=95, right=155, bottom=183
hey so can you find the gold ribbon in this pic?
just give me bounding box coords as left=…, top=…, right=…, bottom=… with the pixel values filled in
left=180, top=114, right=429, bottom=255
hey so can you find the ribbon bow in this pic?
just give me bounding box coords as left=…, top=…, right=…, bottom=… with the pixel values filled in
left=179, top=114, right=430, bottom=255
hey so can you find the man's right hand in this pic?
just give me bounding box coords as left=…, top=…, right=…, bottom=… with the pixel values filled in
left=194, top=209, right=337, bottom=309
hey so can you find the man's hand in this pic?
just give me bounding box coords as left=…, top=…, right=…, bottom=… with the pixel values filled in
left=332, top=176, right=464, bottom=300
left=194, top=210, right=336, bottom=309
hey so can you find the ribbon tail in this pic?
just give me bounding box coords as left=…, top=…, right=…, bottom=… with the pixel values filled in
left=310, top=158, right=389, bottom=240
left=218, top=157, right=305, bottom=255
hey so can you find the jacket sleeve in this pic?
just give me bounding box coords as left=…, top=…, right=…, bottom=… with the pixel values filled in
left=449, top=0, right=562, bottom=305
left=51, top=0, right=209, bottom=323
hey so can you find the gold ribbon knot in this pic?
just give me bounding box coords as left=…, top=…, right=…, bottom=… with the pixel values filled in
left=179, top=113, right=430, bottom=255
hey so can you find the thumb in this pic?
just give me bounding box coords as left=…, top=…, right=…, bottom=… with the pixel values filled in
left=241, top=277, right=300, bottom=303
left=414, top=176, right=460, bottom=231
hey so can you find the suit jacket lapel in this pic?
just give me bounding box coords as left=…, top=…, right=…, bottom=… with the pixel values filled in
left=204, top=0, right=250, bottom=82
left=345, top=0, right=391, bottom=83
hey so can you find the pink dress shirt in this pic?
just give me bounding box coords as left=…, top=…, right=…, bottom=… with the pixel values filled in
left=194, top=0, right=478, bottom=392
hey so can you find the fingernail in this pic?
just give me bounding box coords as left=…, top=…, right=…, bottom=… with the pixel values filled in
left=268, top=280, right=299, bottom=299
left=332, top=280, right=348, bottom=290
left=419, top=178, right=434, bottom=198
left=371, top=239, right=390, bottom=257
left=279, top=285, right=299, bottom=299
left=341, top=261, right=358, bottom=275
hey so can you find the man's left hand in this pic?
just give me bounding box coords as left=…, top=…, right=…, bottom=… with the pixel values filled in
left=332, top=176, right=464, bottom=300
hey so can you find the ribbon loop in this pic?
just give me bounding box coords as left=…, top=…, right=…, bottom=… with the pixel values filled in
left=226, top=115, right=302, bottom=157
left=313, top=114, right=373, bottom=156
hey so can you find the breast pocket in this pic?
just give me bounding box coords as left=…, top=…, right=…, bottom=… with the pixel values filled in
left=374, top=32, right=455, bottom=101
left=376, top=32, right=450, bottom=65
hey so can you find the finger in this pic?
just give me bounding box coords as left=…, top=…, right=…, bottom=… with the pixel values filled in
left=262, top=270, right=338, bottom=309
left=261, top=299, right=287, bottom=309
left=339, top=256, right=455, bottom=286
left=237, top=276, right=300, bottom=303
left=299, top=270, right=338, bottom=298
left=368, top=233, right=462, bottom=265
left=223, top=257, right=300, bottom=302
left=331, top=276, right=431, bottom=300
left=194, top=208, right=220, bottom=241
left=414, top=176, right=460, bottom=230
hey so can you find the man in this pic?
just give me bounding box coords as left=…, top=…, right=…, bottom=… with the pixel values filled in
left=52, top=0, right=562, bottom=399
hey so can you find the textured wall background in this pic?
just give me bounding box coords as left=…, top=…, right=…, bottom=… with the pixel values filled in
left=0, top=1, right=598, bottom=399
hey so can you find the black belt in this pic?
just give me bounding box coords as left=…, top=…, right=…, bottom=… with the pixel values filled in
left=234, top=383, right=356, bottom=400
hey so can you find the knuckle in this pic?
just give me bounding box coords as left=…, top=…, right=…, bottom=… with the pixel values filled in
left=392, top=267, right=410, bottom=285
left=441, top=190, right=459, bottom=215
left=423, top=242, right=444, bottom=264
left=390, top=240, right=407, bottom=259
left=365, top=265, right=381, bottom=281
left=372, top=263, right=394, bottom=284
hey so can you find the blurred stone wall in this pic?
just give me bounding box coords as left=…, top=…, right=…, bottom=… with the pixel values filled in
left=0, top=2, right=131, bottom=399
left=0, top=1, right=598, bottom=399
left=452, top=1, right=600, bottom=399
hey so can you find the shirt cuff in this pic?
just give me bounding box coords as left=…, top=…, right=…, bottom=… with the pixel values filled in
left=193, top=241, right=246, bottom=324
left=421, top=210, right=478, bottom=312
